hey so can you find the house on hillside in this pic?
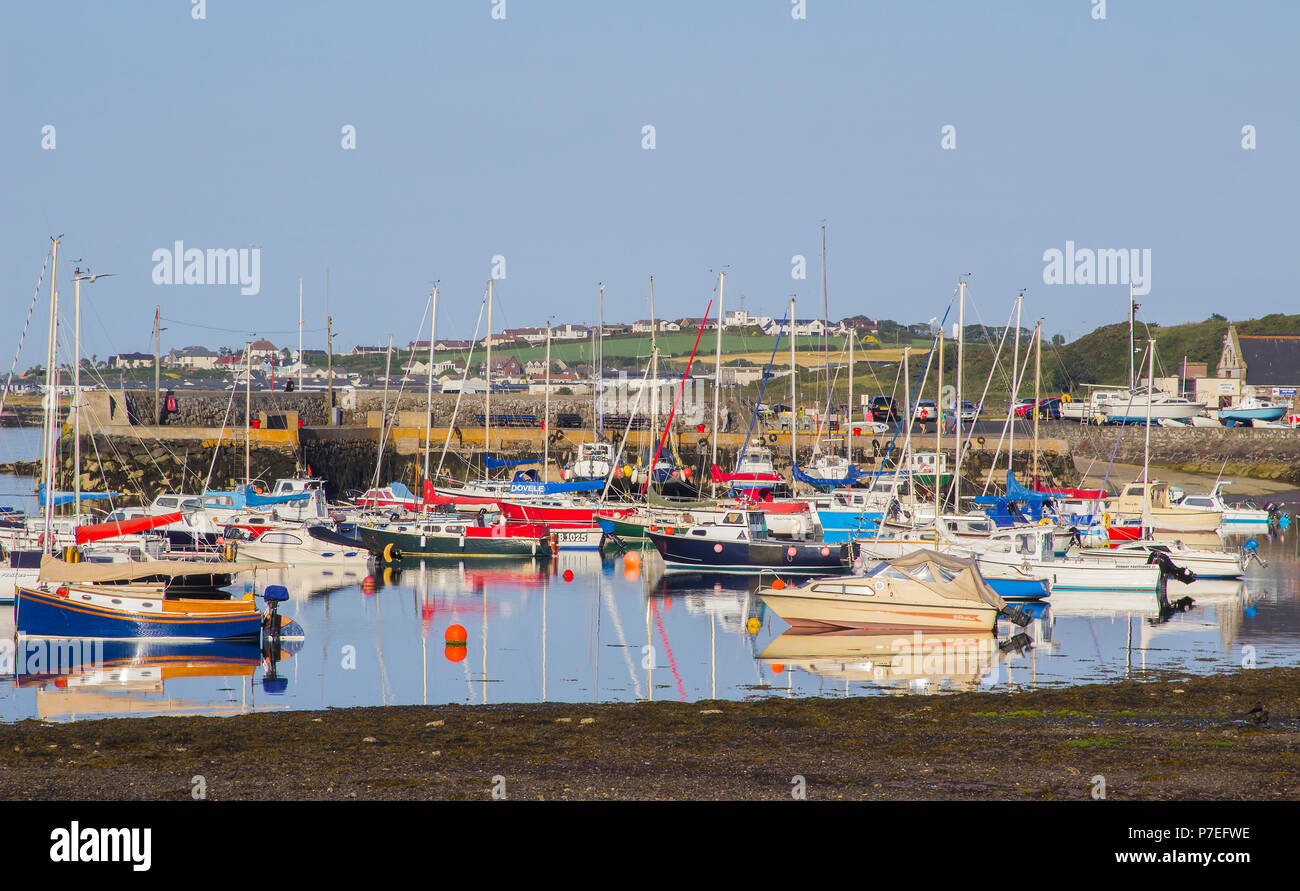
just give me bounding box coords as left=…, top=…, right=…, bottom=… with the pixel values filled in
left=249, top=339, right=279, bottom=361
left=479, top=356, right=524, bottom=379
left=761, top=318, right=846, bottom=337
left=842, top=317, right=879, bottom=336
left=1217, top=324, right=1300, bottom=409
left=169, top=346, right=219, bottom=370
left=111, top=352, right=154, bottom=369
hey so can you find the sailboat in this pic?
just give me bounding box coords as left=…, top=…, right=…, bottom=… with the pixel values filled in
left=795, top=233, right=862, bottom=490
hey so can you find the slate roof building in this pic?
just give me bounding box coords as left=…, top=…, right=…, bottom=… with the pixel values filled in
left=1218, top=325, right=1300, bottom=405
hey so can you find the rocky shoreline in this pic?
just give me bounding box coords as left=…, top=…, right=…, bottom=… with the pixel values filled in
left=1, top=667, right=1295, bottom=801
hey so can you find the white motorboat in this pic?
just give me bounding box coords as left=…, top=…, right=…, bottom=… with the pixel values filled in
left=1171, top=481, right=1272, bottom=526
left=759, top=550, right=1023, bottom=632
left=1101, top=387, right=1205, bottom=423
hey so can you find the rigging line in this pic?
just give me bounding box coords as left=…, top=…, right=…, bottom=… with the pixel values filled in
left=159, top=315, right=326, bottom=336
left=0, top=248, right=52, bottom=423
left=1098, top=342, right=1153, bottom=492
left=370, top=297, right=433, bottom=494
left=980, top=336, right=1037, bottom=496
left=69, top=346, right=216, bottom=499
left=947, top=299, right=1018, bottom=505
left=734, top=310, right=787, bottom=473
left=435, top=290, right=489, bottom=481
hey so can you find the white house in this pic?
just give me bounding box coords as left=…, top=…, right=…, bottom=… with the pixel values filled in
left=762, top=318, right=845, bottom=337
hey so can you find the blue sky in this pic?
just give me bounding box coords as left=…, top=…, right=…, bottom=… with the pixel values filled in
left=2, top=0, right=1296, bottom=363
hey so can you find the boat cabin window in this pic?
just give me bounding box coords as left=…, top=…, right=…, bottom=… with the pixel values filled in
left=691, top=528, right=708, bottom=536
left=155, top=497, right=177, bottom=509
left=723, top=512, right=743, bottom=524
left=420, top=525, right=442, bottom=534
left=1016, top=534, right=1034, bottom=555
left=1183, top=497, right=1214, bottom=508
left=865, top=563, right=909, bottom=580
left=446, top=526, right=464, bottom=535
left=261, top=532, right=303, bottom=546
left=204, top=495, right=234, bottom=508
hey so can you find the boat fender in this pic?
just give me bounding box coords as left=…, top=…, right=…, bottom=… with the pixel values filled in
left=382, top=542, right=398, bottom=563
left=977, top=436, right=986, bottom=447
left=768, top=432, right=778, bottom=444
left=221, top=541, right=238, bottom=561
left=63, top=546, right=81, bottom=564
left=1102, top=513, right=1111, bottom=529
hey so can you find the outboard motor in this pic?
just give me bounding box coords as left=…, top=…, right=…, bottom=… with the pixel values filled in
left=999, top=632, right=1033, bottom=656
left=997, top=604, right=1033, bottom=627
left=1242, top=538, right=1267, bottom=569
left=1146, top=551, right=1195, bottom=622
left=261, top=584, right=290, bottom=643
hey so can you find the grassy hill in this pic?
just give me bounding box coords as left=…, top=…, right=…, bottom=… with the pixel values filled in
left=1048, top=313, right=1300, bottom=391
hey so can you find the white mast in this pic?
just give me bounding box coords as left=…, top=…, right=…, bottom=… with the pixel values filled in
left=543, top=322, right=552, bottom=479
left=1008, top=292, right=1023, bottom=480
left=846, top=327, right=853, bottom=464
left=934, top=328, right=943, bottom=540
left=711, top=272, right=724, bottom=495
left=485, top=280, right=493, bottom=468
left=1143, top=339, right=1154, bottom=485
left=41, top=238, right=60, bottom=552
left=598, top=283, right=605, bottom=439
left=649, top=276, right=658, bottom=463
left=244, top=340, right=252, bottom=486
left=900, top=346, right=913, bottom=513
left=954, top=280, right=965, bottom=510
left=298, top=277, right=304, bottom=392
left=1032, top=319, right=1042, bottom=486
left=1129, top=282, right=1136, bottom=392
left=422, top=286, right=438, bottom=499
left=74, top=269, right=109, bottom=520
left=72, top=269, right=85, bottom=524
left=789, top=297, right=797, bottom=485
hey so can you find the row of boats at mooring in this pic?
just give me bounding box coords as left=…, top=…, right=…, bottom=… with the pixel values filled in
left=1, top=251, right=1287, bottom=670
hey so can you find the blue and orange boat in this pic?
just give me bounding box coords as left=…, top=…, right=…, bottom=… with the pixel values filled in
left=15, top=555, right=298, bottom=641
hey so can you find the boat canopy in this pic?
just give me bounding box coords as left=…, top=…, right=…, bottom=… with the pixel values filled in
left=486, top=453, right=536, bottom=469
left=38, top=553, right=285, bottom=583
left=873, top=550, right=1007, bottom=610
left=38, top=486, right=121, bottom=508
left=75, top=511, right=183, bottom=545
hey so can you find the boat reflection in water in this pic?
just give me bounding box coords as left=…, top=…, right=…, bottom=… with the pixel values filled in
left=8, top=636, right=300, bottom=722
left=758, top=627, right=1033, bottom=693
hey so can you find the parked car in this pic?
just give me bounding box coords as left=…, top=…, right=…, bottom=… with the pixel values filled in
left=913, top=400, right=938, bottom=422
left=1015, top=397, right=1062, bottom=420
left=958, top=400, right=981, bottom=422
left=868, top=396, right=901, bottom=424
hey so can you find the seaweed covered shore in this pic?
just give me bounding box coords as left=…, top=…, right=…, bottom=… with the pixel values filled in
left=2, top=666, right=1298, bottom=801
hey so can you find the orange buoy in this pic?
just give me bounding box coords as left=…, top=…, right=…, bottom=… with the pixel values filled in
left=444, top=645, right=468, bottom=663
left=563, top=569, right=574, bottom=582
left=665, top=526, right=675, bottom=535
left=445, top=624, right=468, bottom=644
left=771, top=663, right=785, bottom=674
left=771, top=578, right=786, bottom=590
left=624, top=551, right=641, bottom=569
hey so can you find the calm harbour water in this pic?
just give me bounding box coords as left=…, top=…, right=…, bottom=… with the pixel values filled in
left=1, top=428, right=1298, bottom=722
